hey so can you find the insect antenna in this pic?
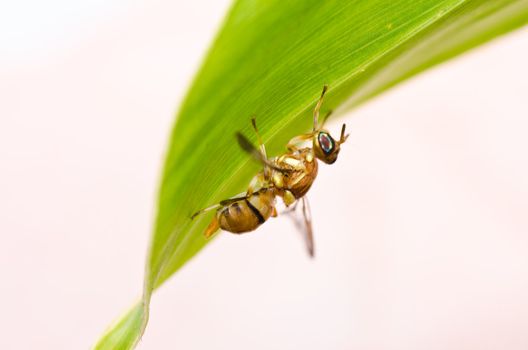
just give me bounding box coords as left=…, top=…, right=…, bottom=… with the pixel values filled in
left=339, top=123, right=349, bottom=144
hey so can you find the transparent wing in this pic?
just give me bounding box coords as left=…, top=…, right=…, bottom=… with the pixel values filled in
left=301, top=196, right=315, bottom=257
left=284, top=197, right=315, bottom=258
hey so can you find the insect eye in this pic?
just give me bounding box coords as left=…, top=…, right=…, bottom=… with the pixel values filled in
left=318, top=132, right=335, bottom=155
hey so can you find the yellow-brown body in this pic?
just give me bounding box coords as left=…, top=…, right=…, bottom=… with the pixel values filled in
left=270, top=148, right=318, bottom=202
left=204, top=188, right=276, bottom=237
left=193, top=85, right=348, bottom=245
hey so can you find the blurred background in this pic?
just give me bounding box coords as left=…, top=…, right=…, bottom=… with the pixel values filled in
left=1, top=1, right=527, bottom=349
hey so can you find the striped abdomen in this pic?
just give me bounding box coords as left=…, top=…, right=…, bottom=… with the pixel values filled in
left=217, top=189, right=275, bottom=234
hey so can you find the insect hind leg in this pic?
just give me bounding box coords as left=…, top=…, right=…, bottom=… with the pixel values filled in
left=191, top=203, right=222, bottom=238
left=191, top=203, right=221, bottom=220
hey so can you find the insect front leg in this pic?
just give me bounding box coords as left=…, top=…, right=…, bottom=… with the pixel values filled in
left=313, top=85, right=328, bottom=131
left=321, top=110, right=333, bottom=127
left=286, top=133, right=313, bottom=152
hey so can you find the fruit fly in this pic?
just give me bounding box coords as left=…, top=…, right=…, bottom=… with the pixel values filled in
left=192, top=85, right=348, bottom=256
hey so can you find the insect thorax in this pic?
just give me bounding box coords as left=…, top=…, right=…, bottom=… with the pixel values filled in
left=272, top=148, right=318, bottom=199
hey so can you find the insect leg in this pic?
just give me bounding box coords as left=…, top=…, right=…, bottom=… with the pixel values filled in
left=191, top=191, right=247, bottom=220
left=191, top=203, right=221, bottom=220
left=321, top=109, right=333, bottom=127
left=219, top=193, right=250, bottom=205
left=286, top=133, right=313, bottom=152
left=313, top=85, right=328, bottom=131
left=191, top=202, right=222, bottom=238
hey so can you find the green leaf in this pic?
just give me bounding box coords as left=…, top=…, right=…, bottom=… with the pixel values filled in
left=94, top=0, right=528, bottom=348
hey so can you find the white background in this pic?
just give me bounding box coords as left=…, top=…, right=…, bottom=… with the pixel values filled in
left=1, top=1, right=527, bottom=349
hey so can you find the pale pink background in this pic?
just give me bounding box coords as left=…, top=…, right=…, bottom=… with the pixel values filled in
left=1, top=1, right=527, bottom=349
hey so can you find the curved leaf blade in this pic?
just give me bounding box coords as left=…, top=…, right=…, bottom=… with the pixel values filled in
left=94, top=0, right=528, bottom=348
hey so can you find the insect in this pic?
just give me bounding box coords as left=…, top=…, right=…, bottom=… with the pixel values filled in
left=191, top=85, right=348, bottom=256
